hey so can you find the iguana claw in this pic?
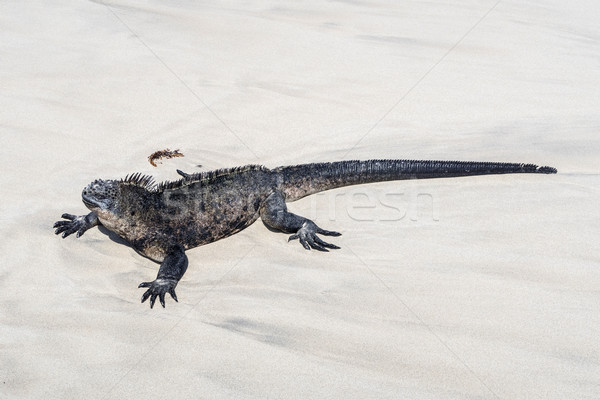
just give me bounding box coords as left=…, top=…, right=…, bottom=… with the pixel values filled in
left=288, top=221, right=341, bottom=251
left=53, top=212, right=98, bottom=238
left=139, top=278, right=178, bottom=309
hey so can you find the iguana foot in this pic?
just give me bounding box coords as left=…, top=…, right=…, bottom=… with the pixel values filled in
left=139, top=278, right=178, bottom=308
left=288, top=221, right=341, bottom=251
left=53, top=212, right=98, bottom=238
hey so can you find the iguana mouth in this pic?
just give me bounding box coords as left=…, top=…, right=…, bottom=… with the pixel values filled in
left=81, top=193, right=100, bottom=209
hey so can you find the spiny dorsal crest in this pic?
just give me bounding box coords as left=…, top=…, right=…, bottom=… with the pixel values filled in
left=156, top=165, right=268, bottom=191
left=120, top=173, right=156, bottom=191
left=120, top=165, right=268, bottom=193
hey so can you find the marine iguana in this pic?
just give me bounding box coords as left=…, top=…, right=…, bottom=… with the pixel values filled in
left=54, top=159, right=556, bottom=308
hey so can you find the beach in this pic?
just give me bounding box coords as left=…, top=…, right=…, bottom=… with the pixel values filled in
left=1, top=1, right=599, bottom=399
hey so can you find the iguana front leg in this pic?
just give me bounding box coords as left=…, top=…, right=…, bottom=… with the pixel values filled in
left=139, top=244, right=188, bottom=308
left=53, top=212, right=99, bottom=238
left=260, top=192, right=341, bottom=251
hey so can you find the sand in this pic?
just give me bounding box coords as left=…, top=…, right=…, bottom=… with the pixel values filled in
left=1, top=1, right=599, bottom=399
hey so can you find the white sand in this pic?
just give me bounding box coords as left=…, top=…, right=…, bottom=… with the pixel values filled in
left=1, top=1, right=599, bottom=399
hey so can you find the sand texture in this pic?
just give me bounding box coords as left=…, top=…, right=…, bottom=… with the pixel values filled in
left=1, top=1, right=599, bottom=399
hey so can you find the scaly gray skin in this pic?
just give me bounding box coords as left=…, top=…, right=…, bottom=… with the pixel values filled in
left=54, top=159, right=557, bottom=308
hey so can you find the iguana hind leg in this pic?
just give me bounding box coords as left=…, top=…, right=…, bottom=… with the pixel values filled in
left=260, top=192, right=341, bottom=251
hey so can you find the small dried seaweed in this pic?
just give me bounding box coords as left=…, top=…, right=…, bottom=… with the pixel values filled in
left=148, top=148, right=184, bottom=167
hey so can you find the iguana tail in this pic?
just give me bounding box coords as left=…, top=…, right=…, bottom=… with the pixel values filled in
left=274, top=159, right=557, bottom=201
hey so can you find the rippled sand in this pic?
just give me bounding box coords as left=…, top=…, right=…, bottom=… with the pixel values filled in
left=2, top=1, right=599, bottom=399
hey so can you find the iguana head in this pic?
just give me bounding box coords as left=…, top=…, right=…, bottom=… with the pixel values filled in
left=81, top=174, right=155, bottom=228
left=82, top=179, right=121, bottom=213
